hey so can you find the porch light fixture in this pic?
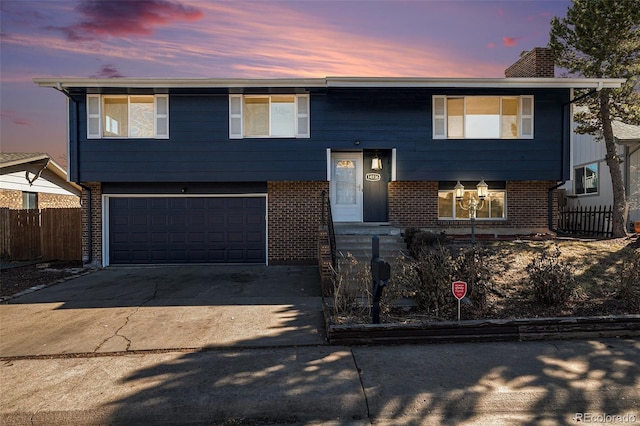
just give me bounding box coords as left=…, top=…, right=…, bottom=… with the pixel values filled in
left=454, top=179, right=489, bottom=244
left=371, top=155, right=383, bottom=171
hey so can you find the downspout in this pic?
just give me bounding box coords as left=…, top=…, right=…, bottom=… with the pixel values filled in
left=550, top=85, right=604, bottom=233
left=548, top=181, right=565, bottom=234
left=54, top=83, right=92, bottom=265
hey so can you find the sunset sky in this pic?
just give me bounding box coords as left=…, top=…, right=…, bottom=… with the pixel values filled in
left=1, top=0, right=571, bottom=165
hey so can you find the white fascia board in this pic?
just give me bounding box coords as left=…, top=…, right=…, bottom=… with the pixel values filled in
left=34, top=76, right=625, bottom=90
left=33, top=78, right=328, bottom=89
left=325, top=77, right=626, bottom=89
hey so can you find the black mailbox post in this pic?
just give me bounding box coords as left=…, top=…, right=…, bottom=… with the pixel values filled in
left=371, top=257, right=390, bottom=324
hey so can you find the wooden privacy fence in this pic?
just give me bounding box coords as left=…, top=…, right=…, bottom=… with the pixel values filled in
left=558, top=205, right=613, bottom=238
left=0, top=208, right=81, bottom=261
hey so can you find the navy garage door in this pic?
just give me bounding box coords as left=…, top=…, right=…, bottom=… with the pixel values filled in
left=109, top=197, right=266, bottom=264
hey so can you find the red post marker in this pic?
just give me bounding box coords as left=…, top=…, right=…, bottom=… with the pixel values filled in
left=452, top=281, right=467, bottom=300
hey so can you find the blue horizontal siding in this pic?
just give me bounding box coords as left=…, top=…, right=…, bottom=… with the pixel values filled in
left=69, top=87, right=570, bottom=183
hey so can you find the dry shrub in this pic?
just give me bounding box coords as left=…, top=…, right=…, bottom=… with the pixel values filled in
left=404, top=227, right=449, bottom=258
left=382, top=254, right=420, bottom=314
left=414, top=244, right=457, bottom=318
left=330, top=252, right=371, bottom=321
left=454, top=246, right=490, bottom=311
left=526, top=246, right=575, bottom=305
left=618, top=246, right=640, bottom=311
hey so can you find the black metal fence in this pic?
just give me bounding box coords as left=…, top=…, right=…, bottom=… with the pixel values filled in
left=558, top=205, right=613, bottom=238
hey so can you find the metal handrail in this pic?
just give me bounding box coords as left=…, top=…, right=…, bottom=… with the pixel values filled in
left=321, top=190, right=337, bottom=270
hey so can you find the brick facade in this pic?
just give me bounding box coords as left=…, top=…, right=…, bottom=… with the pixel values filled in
left=504, top=47, right=555, bottom=78
left=80, top=179, right=557, bottom=267
left=0, top=190, right=22, bottom=209
left=268, top=181, right=329, bottom=264
left=0, top=189, right=79, bottom=209
left=389, top=181, right=439, bottom=227
left=38, top=193, right=80, bottom=208
left=389, top=180, right=558, bottom=235
left=81, top=182, right=102, bottom=266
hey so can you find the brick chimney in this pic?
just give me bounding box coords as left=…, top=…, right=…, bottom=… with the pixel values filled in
left=505, top=47, right=555, bottom=78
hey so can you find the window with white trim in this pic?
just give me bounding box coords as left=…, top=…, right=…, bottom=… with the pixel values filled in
left=574, top=162, right=599, bottom=195
left=437, top=182, right=507, bottom=220
left=433, top=95, right=533, bottom=139
left=87, top=94, right=169, bottom=139
left=229, top=94, right=310, bottom=139
left=22, top=192, right=37, bottom=209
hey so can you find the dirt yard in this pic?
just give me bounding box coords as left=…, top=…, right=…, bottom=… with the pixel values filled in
left=0, top=261, right=85, bottom=299
left=474, top=236, right=639, bottom=319
left=331, top=235, right=640, bottom=324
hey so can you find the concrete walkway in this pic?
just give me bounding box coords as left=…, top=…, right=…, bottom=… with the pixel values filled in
left=2, top=266, right=639, bottom=424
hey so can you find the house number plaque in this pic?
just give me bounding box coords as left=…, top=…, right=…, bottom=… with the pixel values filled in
left=365, top=173, right=381, bottom=182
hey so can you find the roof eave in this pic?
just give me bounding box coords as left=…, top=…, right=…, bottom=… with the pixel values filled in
left=325, top=77, right=627, bottom=89
left=34, top=76, right=626, bottom=90
left=33, top=78, right=329, bottom=89
left=0, top=155, right=81, bottom=195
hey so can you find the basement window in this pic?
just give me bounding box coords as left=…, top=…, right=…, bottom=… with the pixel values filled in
left=438, top=181, right=507, bottom=220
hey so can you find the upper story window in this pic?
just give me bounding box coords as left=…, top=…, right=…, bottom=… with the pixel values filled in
left=87, top=95, right=168, bottom=139
left=229, top=94, right=310, bottom=139
left=574, top=162, right=599, bottom=195
left=433, top=95, right=533, bottom=139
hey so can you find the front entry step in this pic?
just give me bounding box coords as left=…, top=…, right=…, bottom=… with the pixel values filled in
left=334, top=222, right=402, bottom=237
left=335, top=235, right=407, bottom=262
left=333, top=223, right=406, bottom=263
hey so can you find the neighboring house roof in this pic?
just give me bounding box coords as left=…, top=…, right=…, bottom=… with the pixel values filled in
left=33, top=76, right=626, bottom=90
left=0, top=153, right=81, bottom=196
left=612, top=121, right=640, bottom=144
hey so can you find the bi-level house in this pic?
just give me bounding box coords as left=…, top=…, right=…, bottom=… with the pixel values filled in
left=35, top=48, right=624, bottom=267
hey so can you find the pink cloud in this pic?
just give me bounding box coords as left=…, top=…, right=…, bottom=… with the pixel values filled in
left=90, top=65, right=126, bottom=78
left=187, top=2, right=503, bottom=78
left=502, top=36, right=520, bottom=47
left=1, top=110, right=30, bottom=125
left=52, top=0, right=203, bottom=41
left=487, top=42, right=496, bottom=49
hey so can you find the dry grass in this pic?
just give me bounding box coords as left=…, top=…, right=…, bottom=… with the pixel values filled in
left=481, top=237, right=639, bottom=319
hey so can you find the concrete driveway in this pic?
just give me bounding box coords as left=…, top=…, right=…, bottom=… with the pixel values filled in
left=0, top=265, right=326, bottom=357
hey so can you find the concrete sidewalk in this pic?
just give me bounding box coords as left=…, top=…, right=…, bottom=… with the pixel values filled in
left=2, top=265, right=639, bottom=424
left=2, top=340, right=639, bottom=424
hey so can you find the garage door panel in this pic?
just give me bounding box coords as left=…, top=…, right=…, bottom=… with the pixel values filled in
left=246, top=231, right=263, bottom=242
left=170, top=198, right=186, bottom=209
left=132, top=250, right=151, bottom=262
left=131, top=199, right=148, bottom=209
left=109, top=196, right=265, bottom=264
left=132, top=215, right=148, bottom=226
left=151, top=232, right=167, bottom=243
left=188, top=232, right=206, bottom=243
left=132, top=232, right=148, bottom=243
left=246, top=214, right=263, bottom=225
left=209, top=232, right=224, bottom=242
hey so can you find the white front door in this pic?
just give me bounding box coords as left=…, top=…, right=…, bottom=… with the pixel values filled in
left=330, top=152, right=363, bottom=222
